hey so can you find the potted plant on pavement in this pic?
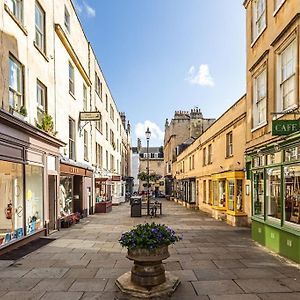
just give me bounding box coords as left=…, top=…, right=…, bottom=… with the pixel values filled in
left=118, top=222, right=181, bottom=287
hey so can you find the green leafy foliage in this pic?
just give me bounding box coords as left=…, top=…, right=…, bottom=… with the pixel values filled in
left=119, top=222, right=181, bottom=250
left=138, top=172, right=162, bottom=182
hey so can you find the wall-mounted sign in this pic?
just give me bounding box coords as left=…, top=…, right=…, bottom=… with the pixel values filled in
left=79, top=112, right=101, bottom=121
left=272, top=120, right=300, bottom=136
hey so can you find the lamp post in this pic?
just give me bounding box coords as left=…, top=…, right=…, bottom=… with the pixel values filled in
left=145, top=127, right=151, bottom=215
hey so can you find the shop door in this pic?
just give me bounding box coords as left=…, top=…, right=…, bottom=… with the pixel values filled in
left=73, top=176, right=82, bottom=214
left=48, top=175, right=57, bottom=231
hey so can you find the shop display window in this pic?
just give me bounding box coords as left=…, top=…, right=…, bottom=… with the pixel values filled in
left=267, top=151, right=281, bottom=165
left=25, top=165, right=44, bottom=234
left=284, top=147, right=300, bottom=163
left=212, top=181, right=218, bottom=206
left=253, top=171, right=264, bottom=217
left=0, top=161, right=24, bottom=246
left=218, top=180, right=226, bottom=207
left=228, top=181, right=235, bottom=210
left=236, top=180, right=243, bottom=212
left=60, top=176, right=73, bottom=215
left=266, top=168, right=281, bottom=220
left=208, top=180, right=213, bottom=205
left=284, top=165, right=300, bottom=225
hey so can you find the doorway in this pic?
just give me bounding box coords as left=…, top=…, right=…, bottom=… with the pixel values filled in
left=48, top=175, right=57, bottom=231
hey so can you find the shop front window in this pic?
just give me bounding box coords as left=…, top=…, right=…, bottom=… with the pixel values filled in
left=213, top=181, right=218, bottom=206
left=253, top=171, right=264, bottom=217
left=60, top=176, right=73, bottom=216
left=284, top=165, right=300, bottom=225
left=266, top=168, right=281, bottom=220
left=228, top=181, right=235, bottom=211
left=25, top=165, right=43, bottom=234
left=219, top=180, right=226, bottom=207
left=236, top=180, right=243, bottom=212
left=0, top=161, right=24, bottom=246
left=284, top=147, right=300, bottom=163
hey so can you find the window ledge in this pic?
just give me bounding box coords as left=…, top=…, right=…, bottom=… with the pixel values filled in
left=273, top=1, right=286, bottom=17
left=251, top=26, right=266, bottom=48
left=4, top=4, right=28, bottom=36
left=251, top=121, right=267, bottom=133
left=272, top=104, right=298, bottom=120
left=33, top=42, right=49, bottom=62
left=225, top=155, right=233, bottom=159
left=69, top=91, right=76, bottom=100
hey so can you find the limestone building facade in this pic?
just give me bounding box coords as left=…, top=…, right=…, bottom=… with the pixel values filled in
left=0, top=0, right=131, bottom=251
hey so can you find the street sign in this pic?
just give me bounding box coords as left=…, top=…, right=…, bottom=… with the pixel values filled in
left=79, top=112, right=101, bottom=121
left=272, top=120, right=300, bottom=135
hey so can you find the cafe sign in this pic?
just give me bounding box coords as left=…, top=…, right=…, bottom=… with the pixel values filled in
left=272, top=120, right=300, bottom=136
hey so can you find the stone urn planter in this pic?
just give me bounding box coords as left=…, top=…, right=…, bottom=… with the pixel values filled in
left=116, top=223, right=181, bottom=298
left=127, top=245, right=170, bottom=287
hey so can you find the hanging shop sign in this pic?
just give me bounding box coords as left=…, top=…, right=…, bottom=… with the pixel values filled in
left=79, top=112, right=101, bottom=121
left=272, top=120, right=300, bottom=136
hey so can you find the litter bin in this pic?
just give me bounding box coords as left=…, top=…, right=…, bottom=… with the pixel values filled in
left=131, top=196, right=142, bottom=217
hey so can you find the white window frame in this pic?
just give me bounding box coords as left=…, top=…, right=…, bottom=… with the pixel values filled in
left=7, top=0, right=23, bottom=23
left=273, top=0, right=285, bottom=15
left=69, top=62, right=75, bottom=95
left=36, top=79, right=46, bottom=112
left=84, top=130, right=88, bottom=161
left=35, top=2, right=45, bottom=52
left=252, top=69, right=267, bottom=128
left=276, top=39, right=297, bottom=112
left=83, top=84, right=87, bottom=111
left=9, top=55, right=23, bottom=110
left=69, top=117, right=76, bottom=160
left=226, top=132, right=233, bottom=157
left=252, top=0, right=266, bottom=43
left=64, top=6, right=70, bottom=33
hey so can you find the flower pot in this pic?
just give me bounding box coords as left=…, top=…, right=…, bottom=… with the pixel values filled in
left=127, top=245, right=170, bottom=287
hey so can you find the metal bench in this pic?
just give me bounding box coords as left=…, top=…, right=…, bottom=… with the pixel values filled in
left=141, top=201, right=162, bottom=217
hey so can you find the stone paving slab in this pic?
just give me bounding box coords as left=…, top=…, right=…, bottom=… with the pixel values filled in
left=68, top=278, right=108, bottom=292
left=23, top=267, right=69, bottom=278
left=194, top=268, right=238, bottom=281
left=39, top=291, right=83, bottom=300
left=0, top=200, right=299, bottom=299
left=0, top=278, right=41, bottom=291
left=0, top=291, right=45, bottom=300
left=231, top=267, right=286, bottom=279
left=63, top=267, right=99, bottom=279
left=192, top=280, right=244, bottom=295
left=257, top=292, right=300, bottom=300
left=234, top=278, right=292, bottom=293
left=31, top=278, right=75, bottom=292
left=208, top=295, right=261, bottom=300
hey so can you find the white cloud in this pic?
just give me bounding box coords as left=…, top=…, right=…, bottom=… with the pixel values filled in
left=186, top=64, right=215, bottom=87
left=135, top=121, right=164, bottom=146
left=73, top=0, right=83, bottom=13
left=73, top=0, right=96, bottom=18
left=83, top=1, right=96, bottom=17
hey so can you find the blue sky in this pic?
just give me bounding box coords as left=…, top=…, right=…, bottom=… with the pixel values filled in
left=74, top=0, right=246, bottom=146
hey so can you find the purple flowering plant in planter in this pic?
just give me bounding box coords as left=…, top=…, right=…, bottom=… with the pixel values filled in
left=119, top=222, right=181, bottom=250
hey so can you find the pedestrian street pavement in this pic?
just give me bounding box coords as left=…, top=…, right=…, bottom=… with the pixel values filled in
left=0, top=199, right=300, bottom=299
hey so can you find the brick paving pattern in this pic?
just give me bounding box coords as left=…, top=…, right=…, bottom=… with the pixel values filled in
left=0, top=199, right=299, bottom=299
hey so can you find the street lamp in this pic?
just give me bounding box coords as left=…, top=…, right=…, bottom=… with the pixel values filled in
left=145, top=127, right=151, bottom=215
